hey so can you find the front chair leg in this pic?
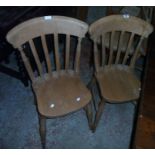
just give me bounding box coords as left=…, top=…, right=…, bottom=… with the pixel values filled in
left=84, top=102, right=93, bottom=131
left=39, top=114, right=46, bottom=149
left=92, top=99, right=105, bottom=133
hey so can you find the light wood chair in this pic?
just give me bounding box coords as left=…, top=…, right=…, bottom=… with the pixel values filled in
left=89, top=15, right=153, bottom=132
left=6, top=16, right=93, bottom=148
left=106, top=7, right=153, bottom=57
left=141, top=6, right=154, bottom=23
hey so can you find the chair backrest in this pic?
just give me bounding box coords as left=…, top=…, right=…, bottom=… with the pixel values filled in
left=6, top=16, right=88, bottom=82
left=89, top=15, right=153, bottom=72
left=141, top=6, right=154, bottom=23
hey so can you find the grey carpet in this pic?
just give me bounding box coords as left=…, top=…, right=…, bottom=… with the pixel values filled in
left=0, top=51, right=135, bottom=149
left=0, top=6, right=136, bottom=148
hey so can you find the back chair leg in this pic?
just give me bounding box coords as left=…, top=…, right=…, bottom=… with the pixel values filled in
left=84, top=102, right=93, bottom=131
left=39, top=114, right=46, bottom=149
left=87, top=77, right=98, bottom=111
left=92, top=99, right=105, bottom=132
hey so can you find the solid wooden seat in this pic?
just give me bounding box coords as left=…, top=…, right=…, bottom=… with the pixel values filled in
left=89, top=15, right=153, bottom=132
left=96, top=65, right=140, bottom=103
left=6, top=16, right=93, bottom=148
left=33, top=71, right=91, bottom=117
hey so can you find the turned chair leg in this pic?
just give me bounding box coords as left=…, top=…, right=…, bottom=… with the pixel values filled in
left=84, top=102, right=93, bottom=130
left=92, top=99, right=105, bottom=132
left=39, top=115, right=46, bottom=149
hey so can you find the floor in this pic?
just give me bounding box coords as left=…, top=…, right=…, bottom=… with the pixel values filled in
left=0, top=7, right=137, bottom=149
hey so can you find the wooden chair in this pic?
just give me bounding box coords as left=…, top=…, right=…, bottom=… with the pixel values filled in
left=89, top=15, right=153, bottom=132
left=141, top=6, right=154, bottom=23
left=6, top=16, right=93, bottom=148
left=106, top=7, right=154, bottom=61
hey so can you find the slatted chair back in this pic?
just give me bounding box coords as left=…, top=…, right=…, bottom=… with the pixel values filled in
left=6, top=16, right=88, bottom=82
left=141, top=6, right=154, bottom=23
left=89, top=15, right=153, bottom=72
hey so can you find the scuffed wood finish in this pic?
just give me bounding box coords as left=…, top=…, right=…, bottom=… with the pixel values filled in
left=122, top=32, right=134, bottom=65
left=108, top=31, right=115, bottom=65
left=89, top=15, right=153, bottom=70
left=29, top=39, right=43, bottom=76
left=6, top=16, right=91, bottom=113
left=41, top=35, right=52, bottom=74
left=54, top=33, right=60, bottom=71
left=89, top=15, right=153, bottom=39
left=6, top=16, right=92, bottom=148
left=101, top=33, right=106, bottom=66
left=96, top=65, right=141, bottom=103
left=65, top=34, right=70, bottom=70
left=33, top=71, right=91, bottom=117
left=6, top=16, right=88, bottom=47
left=39, top=115, right=46, bottom=149
left=75, top=37, right=82, bottom=72
left=115, top=31, right=125, bottom=64
left=105, top=32, right=133, bottom=53
left=89, top=15, right=153, bottom=131
left=130, top=36, right=144, bottom=68
left=90, top=15, right=153, bottom=62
